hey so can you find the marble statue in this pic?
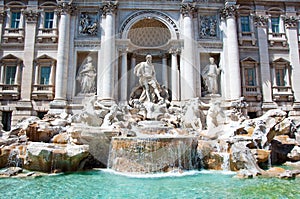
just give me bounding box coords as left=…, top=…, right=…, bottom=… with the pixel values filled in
left=76, top=56, right=96, bottom=94
left=134, top=54, right=163, bottom=103
left=202, top=57, right=221, bottom=95
left=206, top=99, right=225, bottom=131
left=181, top=98, right=203, bottom=131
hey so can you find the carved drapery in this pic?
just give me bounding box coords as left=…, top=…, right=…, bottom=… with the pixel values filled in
left=22, top=9, right=39, bottom=24
left=102, top=1, right=118, bottom=16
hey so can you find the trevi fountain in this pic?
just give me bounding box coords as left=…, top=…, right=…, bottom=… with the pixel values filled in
left=1, top=55, right=300, bottom=198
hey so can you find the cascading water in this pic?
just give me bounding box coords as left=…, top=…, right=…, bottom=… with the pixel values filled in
left=107, top=136, right=198, bottom=173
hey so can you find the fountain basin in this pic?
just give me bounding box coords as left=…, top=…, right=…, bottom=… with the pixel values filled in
left=108, top=136, right=198, bottom=173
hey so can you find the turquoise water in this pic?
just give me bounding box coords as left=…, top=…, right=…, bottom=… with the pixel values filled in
left=1, top=169, right=300, bottom=199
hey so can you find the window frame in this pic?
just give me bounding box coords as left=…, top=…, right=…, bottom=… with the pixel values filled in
left=10, top=11, right=21, bottom=29
left=240, top=15, right=251, bottom=33
left=44, top=11, right=54, bottom=29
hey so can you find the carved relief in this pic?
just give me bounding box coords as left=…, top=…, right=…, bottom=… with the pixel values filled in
left=199, top=15, right=217, bottom=38
left=79, top=13, right=98, bottom=35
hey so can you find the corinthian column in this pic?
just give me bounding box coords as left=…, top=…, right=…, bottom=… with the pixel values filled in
left=99, top=1, right=118, bottom=102
left=285, top=16, right=300, bottom=109
left=180, top=3, right=197, bottom=100
left=220, top=4, right=241, bottom=100
left=52, top=2, right=73, bottom=107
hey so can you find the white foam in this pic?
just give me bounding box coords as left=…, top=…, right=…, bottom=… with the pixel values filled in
left=97, top=169, right=202, bottom=178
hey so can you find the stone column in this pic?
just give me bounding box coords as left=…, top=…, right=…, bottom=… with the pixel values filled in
left=20, top=9, right=39, bottom=101
left=285, top=16, right=300, bottom=109
left=51, top=2, right=73, bottom=107
left=180, top=3, right=197, bottom=100
left=99, top=1, right=118, bottom=102
left=170, top=49, right=180, bottom=101
left=0, top=9, right=6, bottom=43
left=254, top=15, right=275, bottom=108
left=221, top=4, right=241, bottom=100
left=162, top=54, right=168, bottom=88
left=120, top=48, right=128, bottom=102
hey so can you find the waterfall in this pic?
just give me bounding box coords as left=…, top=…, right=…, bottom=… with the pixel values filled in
left=107, top=136, right=198, bottom=173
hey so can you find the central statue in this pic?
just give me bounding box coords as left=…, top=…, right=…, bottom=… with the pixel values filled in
left=134, top=54, right=164, bottom=103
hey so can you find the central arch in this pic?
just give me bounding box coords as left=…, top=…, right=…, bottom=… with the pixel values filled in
left=120, top=10, right=179, bottom=41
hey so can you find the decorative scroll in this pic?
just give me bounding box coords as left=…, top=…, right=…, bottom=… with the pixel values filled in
left=102, top=1, right=118, bottom=16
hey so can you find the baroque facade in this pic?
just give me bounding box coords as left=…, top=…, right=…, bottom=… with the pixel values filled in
left=0, top=0, right=300, bottom=130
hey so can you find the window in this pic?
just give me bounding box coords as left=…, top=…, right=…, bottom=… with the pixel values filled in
left=2, top=111, right=12, bottom=131
left=11, top=12, right=21, bottom=29
left=245, top=68, right=256, bottom=86
left=40, top=66, right=51, bottom=85
left=271, top=17, right=280, bottom=33
left=5, top=66, right=16, bottom=85
left=240, top=16, right=250, bottom=32
left=44, top=12, right=54, bottom=29
left=275, top=68, right=286, bottom=86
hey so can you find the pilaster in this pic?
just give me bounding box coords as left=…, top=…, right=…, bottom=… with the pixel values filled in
left=254, top=14, right=276, bottom=109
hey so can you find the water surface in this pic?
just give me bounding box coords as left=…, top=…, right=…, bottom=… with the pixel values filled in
left=0, top=169, right=299, bottom=199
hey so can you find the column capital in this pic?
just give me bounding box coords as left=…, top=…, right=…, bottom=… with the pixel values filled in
left=57, top=2, right=76, bottom=15
left=118, top=46, right=128, bottom=54
left=220, top=5, right=238, bottom=19
left=180, top=3, right=197, bottom=18
left=169, top=48, right=181, bottom=55
left=22, top=9, right=39, bottom=24
left=254, top=15, right=269, bottom=27
left=284, top=16, right=298, bottom=29
left=102, top=1, right=118, bottom=16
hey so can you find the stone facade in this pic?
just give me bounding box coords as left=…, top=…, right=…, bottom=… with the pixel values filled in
left=0, top=0, right=300, bottom=129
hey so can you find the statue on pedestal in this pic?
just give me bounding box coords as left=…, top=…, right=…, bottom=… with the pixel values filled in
left=76, top=56, right=96, bottom=94
left=202, top=57, right=221, bottom=95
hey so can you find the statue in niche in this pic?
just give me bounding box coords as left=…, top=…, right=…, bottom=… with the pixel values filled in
left=201, top=57, right=221, bottom=95
left=76, top=56, right=96, bottom=94
left=133, top=54, right=164, bottom=103
left=79, top=14, right=98, bottom=35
